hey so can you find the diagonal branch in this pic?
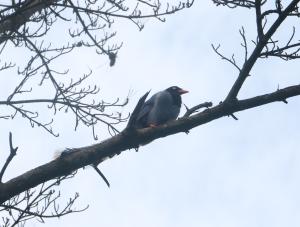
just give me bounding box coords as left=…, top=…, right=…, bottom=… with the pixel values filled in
left=183, top=102, right=213, bottom=117
left=1, top=83, right=300, bottom=203
left=211, top=44, right=241, bottom=71
left=225, top=0, right=300, bottom=101
left=0, top=132, right=18, bottom=182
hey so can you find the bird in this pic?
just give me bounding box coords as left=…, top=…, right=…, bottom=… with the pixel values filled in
left=134, top=86, right=188, bottom=129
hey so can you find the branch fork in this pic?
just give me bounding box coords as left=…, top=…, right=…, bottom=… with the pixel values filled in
left=0, top=132, right=19, bottom=183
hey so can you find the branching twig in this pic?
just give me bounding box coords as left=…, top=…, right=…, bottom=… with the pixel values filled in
left=0, top=0, right=192, bottom=139
left=211, top=44, right=241, bottom=71
left=0, top=132, right=18, bottom=182
left=239, top=27, right=248, bottom=63
left=183, top=102, right=213, bottom=117
left=1, top=172, right=88, bottom=226
left=225, top=0, right=300, bottom=101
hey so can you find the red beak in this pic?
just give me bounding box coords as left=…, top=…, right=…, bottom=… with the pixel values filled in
left=178, top=89, right=189, bottom=95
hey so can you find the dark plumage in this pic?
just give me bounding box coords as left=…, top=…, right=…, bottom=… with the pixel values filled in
left=135, top=86, right=188, bottom=128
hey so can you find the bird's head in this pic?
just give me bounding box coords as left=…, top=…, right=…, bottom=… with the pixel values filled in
left=166, top=86, right=188, bottom=107
left=166, top=86, right=189, bottom=96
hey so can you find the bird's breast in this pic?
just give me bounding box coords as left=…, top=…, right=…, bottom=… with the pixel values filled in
left=147, top=92, right=180, bottom=125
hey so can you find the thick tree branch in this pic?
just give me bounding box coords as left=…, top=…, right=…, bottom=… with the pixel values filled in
left=1, top=84, right=300, bottom=203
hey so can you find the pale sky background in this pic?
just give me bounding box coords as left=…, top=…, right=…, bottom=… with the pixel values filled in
left=1, top=1, right=300, bottom=227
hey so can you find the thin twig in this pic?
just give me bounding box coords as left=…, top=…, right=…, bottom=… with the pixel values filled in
left=0, top=132, right=18, bottom=182
left=183, top=102, right=213, bottom=117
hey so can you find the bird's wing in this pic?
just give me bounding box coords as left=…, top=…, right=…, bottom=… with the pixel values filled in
left=136, top=94, right=156, bottom=124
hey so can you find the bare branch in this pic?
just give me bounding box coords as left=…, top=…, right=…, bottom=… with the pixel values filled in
left=239, top=26, right=248, bottom=63
left=1, top=83, right=300, bottom=203
left=225, top=0, right=300, bottom=101
left=0, top=172, right=88, bottom=226
left=0, top=0, right=192, bottom=139
left=211, top=44, right=241, bottom=71
left=212, top=0, right=256, bottom=8
left=255, top=0, right=264, bottom=40
left=260, top=27, right=300, bottom=60
left=92, top=165, right=110, bottom=188
left=0, top=132, right=18, bottom=182
left=183, top=102, right=213, bottom=117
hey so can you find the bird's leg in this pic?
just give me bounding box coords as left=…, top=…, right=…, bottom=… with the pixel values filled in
left=148, top=124, right=158, bottom=128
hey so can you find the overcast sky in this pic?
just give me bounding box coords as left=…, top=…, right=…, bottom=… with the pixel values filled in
left=1, top=1, right=300, bottom=227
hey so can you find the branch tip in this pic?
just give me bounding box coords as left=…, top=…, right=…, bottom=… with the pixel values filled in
left=229, top=113, right=238, bottom=120
left=183, top=101, right=213, bottom=117
left=92, top=165, right=110, bottom=188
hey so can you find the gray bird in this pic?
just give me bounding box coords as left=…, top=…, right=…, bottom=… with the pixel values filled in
left=135, top=86, right=188, bottom=128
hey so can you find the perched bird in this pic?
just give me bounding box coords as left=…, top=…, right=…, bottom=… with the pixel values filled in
left=135, top=86, right=188, bottom=128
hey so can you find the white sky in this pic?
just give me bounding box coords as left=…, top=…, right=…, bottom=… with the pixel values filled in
left=1, top=1, right=300, bottom=227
